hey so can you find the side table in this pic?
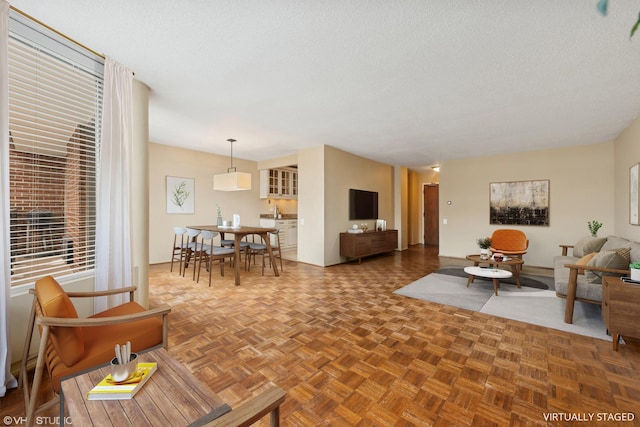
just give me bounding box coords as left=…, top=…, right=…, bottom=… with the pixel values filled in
left=60, top=347, right=226, bottom=426
left=602, top=276, right=640, bottom=351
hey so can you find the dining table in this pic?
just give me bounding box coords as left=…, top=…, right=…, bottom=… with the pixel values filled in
left=187, top=225, right=279, bottom=285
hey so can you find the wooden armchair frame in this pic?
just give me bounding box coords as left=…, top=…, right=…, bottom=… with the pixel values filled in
left=19, top=284, right=171, bottom=427
left=558, top=245, right=629, bottom=323
left=561, top=263, right=629, bottom=323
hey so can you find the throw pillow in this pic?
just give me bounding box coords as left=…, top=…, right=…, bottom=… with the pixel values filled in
left=600, top=235, right=632, bottom=252
left=585, top=248, right=630, bottom=283
left=572, top=236, right=607, bottom=258
left=576, top=252, right=596, bottom=275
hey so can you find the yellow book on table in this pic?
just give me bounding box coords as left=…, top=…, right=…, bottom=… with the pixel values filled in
left=86, top=362, right=157, bottom=400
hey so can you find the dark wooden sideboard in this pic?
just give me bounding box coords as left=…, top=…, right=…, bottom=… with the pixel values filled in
left=340, top=229, right=398, bottom=263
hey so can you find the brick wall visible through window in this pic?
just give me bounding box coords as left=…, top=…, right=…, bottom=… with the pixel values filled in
left=8, top=11, right=103, bottom=287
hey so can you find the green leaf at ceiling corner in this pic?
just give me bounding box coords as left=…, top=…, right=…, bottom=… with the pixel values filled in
left=597, top=0, right=608, bottom=16
left=631, top=11, right=640, bottom=38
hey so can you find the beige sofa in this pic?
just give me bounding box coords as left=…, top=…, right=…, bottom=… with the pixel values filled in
left=554, top=235, right=640, bottom=323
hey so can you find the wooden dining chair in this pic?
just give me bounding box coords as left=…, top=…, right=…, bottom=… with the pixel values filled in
left=196, top=230, right=236, bottom=286
left=245, top=234, right=268, bottom=275
left=246, top=230, right=283, bottom=275
left=183, top=228, right=202, bottom=279
left=221, top=234, right=250, bottom=262
left=170, top=226, right=188, bottom=274
left=265, top=229, right=284, bottom=273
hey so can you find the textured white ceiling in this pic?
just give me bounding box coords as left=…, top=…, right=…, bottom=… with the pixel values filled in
left=9, top=0, right=640, bottom=170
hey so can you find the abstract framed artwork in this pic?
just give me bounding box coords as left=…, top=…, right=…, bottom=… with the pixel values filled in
left=489, top=180, right=549, bottom=226
left=631, top=163, right=639, bottom=225
left=166, top=176, right=195, bottom=214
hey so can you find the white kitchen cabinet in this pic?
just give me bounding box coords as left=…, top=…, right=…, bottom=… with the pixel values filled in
left=286, top=221, right=297, bottom=247
left=259, top=168, right=297, bottom=199
left=259, top=218, right=297, bottom=249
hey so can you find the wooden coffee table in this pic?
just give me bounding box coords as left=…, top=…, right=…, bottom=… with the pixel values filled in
left=466, top=254, right=523, bottom=285
left=465, top=254, right=524, bottom=295
left=60, top=347, right=226, bottom=426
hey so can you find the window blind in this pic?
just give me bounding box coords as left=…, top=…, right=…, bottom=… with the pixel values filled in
left=7, top=11, right=104, bottom=287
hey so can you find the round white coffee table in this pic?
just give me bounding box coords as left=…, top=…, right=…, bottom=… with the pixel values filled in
left=464, top=266, right=513, bottom=296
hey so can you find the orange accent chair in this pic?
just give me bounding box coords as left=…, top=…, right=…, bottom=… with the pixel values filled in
left=489, top=229, right=529, bottom=266
left=19, top=276, right=171, bottom=427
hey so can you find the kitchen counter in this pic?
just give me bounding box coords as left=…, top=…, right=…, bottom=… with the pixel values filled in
left=260, top=214, right=297, bottom=219
left=259, top=217, right=298, bottom=249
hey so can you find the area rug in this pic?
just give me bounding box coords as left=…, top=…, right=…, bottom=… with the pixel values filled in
left=394, top=267, right=610, bottom=341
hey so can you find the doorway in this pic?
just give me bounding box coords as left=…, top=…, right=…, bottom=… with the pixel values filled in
left=423, top=184, right=439, bottom=246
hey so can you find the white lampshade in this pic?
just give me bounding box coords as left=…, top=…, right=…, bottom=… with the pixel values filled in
left=213, top=138, right=252, bottom=191
left=213, top=171, right=252, bottom=191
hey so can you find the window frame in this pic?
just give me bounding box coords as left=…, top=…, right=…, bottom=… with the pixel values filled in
left=7, top=10, right=104, bottom=290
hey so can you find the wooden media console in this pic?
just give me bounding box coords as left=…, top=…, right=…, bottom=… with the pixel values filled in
left=340, top=229, right=398, bottom=263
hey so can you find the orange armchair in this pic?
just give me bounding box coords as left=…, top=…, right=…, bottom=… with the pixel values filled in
left=19, top=276, right=171, bottom=427
left=489, top=229, right=529, bottom=262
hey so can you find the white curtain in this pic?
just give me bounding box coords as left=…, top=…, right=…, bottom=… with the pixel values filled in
left=95, top=57, right=134, bottom=312
left=0, top=0, right=18, bottom=397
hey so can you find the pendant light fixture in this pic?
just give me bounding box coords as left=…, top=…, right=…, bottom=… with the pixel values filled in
left=213, top=138, right=252, bottom=191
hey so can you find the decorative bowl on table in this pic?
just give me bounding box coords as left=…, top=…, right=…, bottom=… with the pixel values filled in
left=110, top=353, right=138, bottom=382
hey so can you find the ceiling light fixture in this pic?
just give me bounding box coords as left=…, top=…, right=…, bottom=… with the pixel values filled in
left=431, top=165, right=440, bottom=172
left=213, top=138, right=252, bottom=191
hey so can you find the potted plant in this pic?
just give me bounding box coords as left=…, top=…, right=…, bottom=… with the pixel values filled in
left=588, top=220, right=602, bottom=237
left=630, top=262, right=640, bottom=281
left=477, top=237, right=492, bottom=260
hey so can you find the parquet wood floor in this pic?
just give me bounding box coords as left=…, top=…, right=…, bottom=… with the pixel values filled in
left=4, top=245, right=640, bottom=426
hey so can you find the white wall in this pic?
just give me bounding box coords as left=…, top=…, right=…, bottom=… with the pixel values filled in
left=324, top=146, right=394, bottom=266
left=394, top=166, right=409, bottom=250
left=439, top=141, right=616, bottom=268
left=148, top=143, right=263, bottom=264
left=614, top=114, right=640, bottom=242
left=297, top=145, right=325, bottom=266
left=131, top=81, right=150, bottom=306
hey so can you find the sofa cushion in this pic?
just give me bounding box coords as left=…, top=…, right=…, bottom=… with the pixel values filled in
left=576, top=252, right=596, bottom=275
left=555, top=278, right=603, bottom=301
left=584, top=247, right=630, bottom=283
left=600, top=235, right=632, bottom=252
left=35, top=276, right=85, bottom=367
left=554, top=255, right=579, bottom=294
left=553, top=255, right=600, bottom=299
left=572, top=236, right=606, bottom=258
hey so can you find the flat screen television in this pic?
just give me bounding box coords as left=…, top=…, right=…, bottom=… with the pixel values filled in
left=349, top=189, right=378, bottom=220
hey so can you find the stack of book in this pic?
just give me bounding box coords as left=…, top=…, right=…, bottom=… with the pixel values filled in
left=86, top=362, right=157, bottom=400
left=621, top=276, right=640, bottom=285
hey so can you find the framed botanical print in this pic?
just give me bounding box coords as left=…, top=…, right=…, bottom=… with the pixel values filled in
left=166, top=176, right=195, bottom=214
